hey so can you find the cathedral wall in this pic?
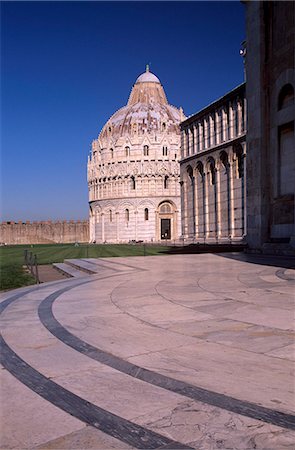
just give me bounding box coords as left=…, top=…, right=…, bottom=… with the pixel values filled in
left=180, top=84, right=246, bottom=244
left=245, top=1, right=295, bottom=254
left=0, top=221, right=89, bottom=245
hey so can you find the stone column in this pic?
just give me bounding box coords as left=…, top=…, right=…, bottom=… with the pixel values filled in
left=195, top=122, right=199, bottom=153
left=204, top=171, right=209, bottom=240
left=229, top=102, right=234, bottom=140
left=204, top=118, right=209, bottom=149
left=135, top=210, right=138, bottom=241
left=116, top=212, right=119, bottom=242
left=101, top=213, right=105, bottom=242
left=222, top=107, right=228, bottom=141
left=193, top=171, right=198, bottom=237
left=190, top=127, right=194, bottom=155
left=215, top=110, right=220, bottom=145
left=242, top=148, right=247, bottom=237
left=181, top=180, right=188, bottom=238
left=228, top=155, right=235, bottom=239
left=237, top=100, right=242, bottom=135
left=209, top=115, right=214, bottom=147
left=198, top=122, right=203, bottom=151
left=193, top=125, right=197, bottom=155
left=191, top=176, right=196, bottom=237
left=186, top=129, right=190, bottom=157
left=174, top=209, right=179, bottom=242
left=215, top=167, right=221, bottom=239
left=180, top=130, right=185, bottom=159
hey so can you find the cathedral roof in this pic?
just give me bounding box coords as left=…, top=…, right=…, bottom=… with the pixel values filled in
left=98, top=67, right=184, bottom=143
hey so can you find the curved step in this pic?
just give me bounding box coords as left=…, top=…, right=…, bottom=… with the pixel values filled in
left=53, top=262, right=89, bottom=278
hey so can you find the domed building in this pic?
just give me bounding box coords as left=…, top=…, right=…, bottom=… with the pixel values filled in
left=87, top=66, right=185, bottom=243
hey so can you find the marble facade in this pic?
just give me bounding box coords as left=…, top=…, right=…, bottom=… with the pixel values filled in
left=87, top=67, right=184, bottom=243
left=179, top=84, right=246, bottom=243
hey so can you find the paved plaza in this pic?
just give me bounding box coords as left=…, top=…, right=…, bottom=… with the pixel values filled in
left=1, top=253, right=295, bottom=449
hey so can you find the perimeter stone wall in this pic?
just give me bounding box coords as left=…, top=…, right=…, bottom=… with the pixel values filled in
left=0, top=220, right=89, bottom=245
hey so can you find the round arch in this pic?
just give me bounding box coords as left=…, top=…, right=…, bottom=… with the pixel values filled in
left=156, top=200, right=178, bottom=241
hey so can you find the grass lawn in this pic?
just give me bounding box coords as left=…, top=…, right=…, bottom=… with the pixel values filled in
left=0, top=243, right=170, bottom=291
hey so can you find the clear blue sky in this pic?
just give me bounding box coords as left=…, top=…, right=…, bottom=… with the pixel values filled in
left=1, top=1, right=245, bottom=221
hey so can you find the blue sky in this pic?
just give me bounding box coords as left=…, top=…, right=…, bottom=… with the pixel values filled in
left=1, top=1, right=245, bottom=221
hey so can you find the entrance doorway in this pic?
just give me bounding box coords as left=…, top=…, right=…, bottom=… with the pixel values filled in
left=161, top=218, right=171, bottom=239
left=157, top=200, right=178, bottom=241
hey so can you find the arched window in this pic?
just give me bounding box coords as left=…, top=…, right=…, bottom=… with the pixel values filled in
left=110, top=148, right=114, bottom=159
left=196, top=161, right=204, bottom=178
left=187, top=165, right=193, bottom=180
left=234, top=146, right=244, bottom=178
left=125, top=146, right=130, bottom=157
left=125, top=209, right=129, bottom=222
left=278, top=84, right=294, bottom=110
left=131, top=176, right=136, bottom=190
left=208, top=159, right=216, bottom=185
left=162, top=146, right=168, bottom=156
left=143, top=145, right=149, bottom=156
left=220, top=151, right=229, bottom=173
left=144, top=208, right=149, bottom=221
left=164, top=175, right=169, bottom=189
left=162, top=122, right=166, bottom=131
left=109, top=210, right=113, bottom=222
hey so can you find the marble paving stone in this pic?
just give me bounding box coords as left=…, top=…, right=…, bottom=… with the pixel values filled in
left=167, top=320, right=295, bottom=354
left=193, top=300, right=248, bottom=317
left=221, top=288, right=295, bottom=310
left=112, top=300, right=213, bottom=326
left=167, top=318, right=252, bottom=337
left=196, top=324, right=294, bottom=353
left=266, top=343, right=295, bottom=361
left=128, top=341, right=294, bottom=413
left=35, top=425, right=134, bottom=449
left=237, top=272, right=285, bottom=289
left=260, top=274, right=286, bottom=283
left=262, top=284, right=295, bottom=295
left=1, top=302, right=104, bottom=378
left=2, top=328, right=102, bottom=378
left=134, top=400, right=295, bottom=449
left=51, top=365, right=194, bottom=422
left=1, top=368, right=84, bottom=449
left=224, top=304, right=294, bottom=331
left=197, top=274, right=247, bottom=292
left=284, top=269, right=295, bottom=279
left=52, top=309, right=198, bottom=359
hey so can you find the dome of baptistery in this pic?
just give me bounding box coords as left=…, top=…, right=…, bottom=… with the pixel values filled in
left=87, top=66, right=185, bottom=243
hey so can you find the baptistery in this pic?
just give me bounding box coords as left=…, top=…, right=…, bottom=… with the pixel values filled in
left=87, top=66, right=185, bottom=243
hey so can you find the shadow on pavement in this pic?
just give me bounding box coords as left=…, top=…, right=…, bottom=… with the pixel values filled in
left=160, top=244, right=295, bottom=269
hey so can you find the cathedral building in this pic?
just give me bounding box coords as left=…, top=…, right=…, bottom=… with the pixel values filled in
left=179, top=84, right=247, bottom=244
left=87, top=67, right=184, bottom=243
left=245, top=0, right=295, bottom=254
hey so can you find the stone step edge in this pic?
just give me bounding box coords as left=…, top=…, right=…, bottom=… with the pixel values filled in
left=52, top=263, right=88, bottom=278
left=63, top=259, right=97, bottom=274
